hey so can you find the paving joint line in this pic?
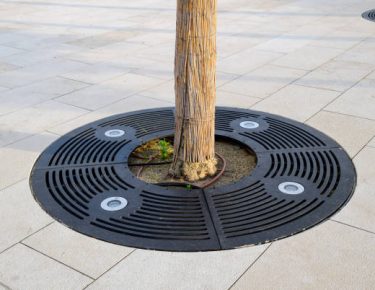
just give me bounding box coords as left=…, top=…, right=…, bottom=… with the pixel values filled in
left=20, top=242, right=96, bottom=281
left=53, top=99, right=94, bottom=112
left=0, top=281, right=12, bottom=290
left=303, top=68, right=375, bottom=125
left=351, top=136, right=375, bottom=159
left=216, top=51, right=288, bottom=88
left=136, top=93, right=174, bottom=104
left=330, top=219, right=375, bottom=236
left=228, top=243, right=273, bottom=290
left=0, top=177, right=29, bottom=192
left=49, top=74, right=172, bottom=116
left=0, top=104, right=91, bottom=148
left=55, top=66, right=137, bottom=89
left=217, top=87, right=267, bottom=100
left=45, top=129, right=63, bottom=136
left=293, top=82, right=342, bottom=93
left=320, top=68, right=375, bottom=110
left=82, top=249, right=137, bottom=289
left=320, top=110, right=375, bottom=122
left=56, top=75, right=95, bottom=86
left=322, top=109, right=375, bottom=122
left=20, top=221, right=56, bottom=243
left=219, top=62, right=311, bottom=104
left=262, top=35, right=374, bottom=104
left=0, top=129, right=60, bottom=150
left=0, top=87, right=91, bottom=120
left=266, top=62, right=311, bottom=73
left=0, top=221, right=55, bottom=256
left=249, top=46, right=353, bottom=106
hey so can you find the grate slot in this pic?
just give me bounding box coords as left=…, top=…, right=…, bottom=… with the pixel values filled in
left=92, top=219, right=210, bottom=240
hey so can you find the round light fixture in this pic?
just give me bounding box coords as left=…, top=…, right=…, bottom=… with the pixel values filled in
left=278, top=182, right=305, bottom=195
left=105, top=129, right=125, bottom=138
left=240, top=121, right=259, bottom=129
left=101, top=197, right=128, bottom=211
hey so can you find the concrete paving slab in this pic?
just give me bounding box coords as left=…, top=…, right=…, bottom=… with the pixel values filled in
left=231, top=221, right=375, bottom=290
left=0, top=244, right=92, bottom=290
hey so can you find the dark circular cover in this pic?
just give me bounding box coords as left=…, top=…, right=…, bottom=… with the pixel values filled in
left=30, top=107, right=356, bottom=251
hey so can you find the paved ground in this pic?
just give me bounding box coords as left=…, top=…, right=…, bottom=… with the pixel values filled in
left=0, top=0, right=375, bottom=289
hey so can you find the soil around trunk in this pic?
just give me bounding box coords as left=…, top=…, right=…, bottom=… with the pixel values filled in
left=129, top=138, right=256, bottom=189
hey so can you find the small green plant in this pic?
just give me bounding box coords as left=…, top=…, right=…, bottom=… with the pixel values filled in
left=159, top=139, right=173, bottom=160
left=186, top=184, right=192, bottom=190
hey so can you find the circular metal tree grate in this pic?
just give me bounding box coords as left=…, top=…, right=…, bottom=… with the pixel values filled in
left=30, top=107, right=356, bottom=251
left=362, top=9, right=375, bottom=22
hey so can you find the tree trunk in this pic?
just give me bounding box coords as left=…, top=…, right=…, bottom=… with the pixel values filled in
left=170, top=0, right=217, bottom=181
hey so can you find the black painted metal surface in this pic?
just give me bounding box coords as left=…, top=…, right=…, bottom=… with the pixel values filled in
left=362, top=9, right=375, bottom=22
left=30, top=107, right=356, bottom=251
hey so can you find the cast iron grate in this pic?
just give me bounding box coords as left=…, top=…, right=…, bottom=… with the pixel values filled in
left=30, top=107, right=356, bottom=251
left=362, top=9, right=375, bottom=22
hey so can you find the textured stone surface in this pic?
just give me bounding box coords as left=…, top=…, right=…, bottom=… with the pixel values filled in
left=296, top=60, right=373, bottom=92
left=0, top=180, right=53, bottom=252
left=333, top=147, right=375, bottom=233
left=231, top=222, right=375, bottom=290
left=87, top=245, right=267, bottom=290
left=0, top=132, right=59, bottom=189
left=307, top=111, right=375, bottom=157
left=251, top=84, right=339, bottom=121
left=0, top=244, right=92, bottom=290
left=24, top=223, right=134, bottom=278
left=325, top=79, right=375, bottom=120
left=219, top=64, right=306, bottom=98
left=0, top=0, right=374, bottom=288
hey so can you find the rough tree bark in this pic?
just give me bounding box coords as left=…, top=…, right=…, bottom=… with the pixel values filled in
left=169, top=0, right=217, bottom=181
